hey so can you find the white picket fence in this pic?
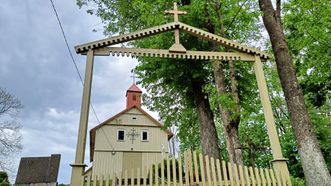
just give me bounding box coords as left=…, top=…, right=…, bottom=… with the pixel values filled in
left=81, top=150, right=290, bottom=186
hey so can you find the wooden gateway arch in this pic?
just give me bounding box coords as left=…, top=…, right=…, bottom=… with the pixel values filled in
left=70, top=3, right=291, bottom=186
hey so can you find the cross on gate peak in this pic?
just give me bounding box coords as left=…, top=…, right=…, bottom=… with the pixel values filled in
left=165, top=2, right=187, bottom=22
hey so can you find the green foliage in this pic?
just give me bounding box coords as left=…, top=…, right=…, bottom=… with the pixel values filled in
left=0, top=171, right=10, bottom=186
left=284, top=0, right=331, bottom=108
left=290, top=176, right=305, bottom=186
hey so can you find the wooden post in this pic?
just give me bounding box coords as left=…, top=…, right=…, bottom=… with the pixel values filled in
left=70, top=49, right=94, bottom=186
left=253, top=55, right=291, bottom=185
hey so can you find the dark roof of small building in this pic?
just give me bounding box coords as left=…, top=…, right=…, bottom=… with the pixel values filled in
left=15, top=154, right=61, bottom=184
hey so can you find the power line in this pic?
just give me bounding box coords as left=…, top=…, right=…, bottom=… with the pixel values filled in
left=49, top=0, right=101, bottom=124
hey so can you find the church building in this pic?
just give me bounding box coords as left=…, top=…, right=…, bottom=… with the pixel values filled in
left=87, top=84, right=173, bottom=177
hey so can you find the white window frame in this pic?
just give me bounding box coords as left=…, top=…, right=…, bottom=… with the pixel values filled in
left=141, top=129, right=149, bottom=141
left=117, top=129, right=125, bottom=141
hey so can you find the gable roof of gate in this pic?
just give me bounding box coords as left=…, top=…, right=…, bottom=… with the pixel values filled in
left=75, top=22, right=271, bottom=60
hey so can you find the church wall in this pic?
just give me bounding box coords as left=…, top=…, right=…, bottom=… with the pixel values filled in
left=92, top=151, right=168, bottom=177
left=95, top=126, right=169, bottom=152
left=92, top=152, right=123, bottom=177
left=92, top=107, right=171, bottom=177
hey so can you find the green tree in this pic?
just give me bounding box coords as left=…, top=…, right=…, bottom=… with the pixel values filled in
left=0, top=171, right=10, bottom=186
left=258, top=0, right=331, bottom=185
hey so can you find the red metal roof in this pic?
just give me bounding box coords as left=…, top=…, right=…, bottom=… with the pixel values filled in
left=127, top=83, right=142, bottom=93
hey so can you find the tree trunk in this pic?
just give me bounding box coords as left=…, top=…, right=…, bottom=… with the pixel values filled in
left=258, top=0, right=331, bottom=185
left=191, top=79, right=221, bottom=160
left=206, top=9, right=243, bottom=164
left=211, top=60, right=243, bottom=165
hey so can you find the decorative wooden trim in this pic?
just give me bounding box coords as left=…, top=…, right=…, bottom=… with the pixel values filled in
left=178, top=22, right=271, bottom=59
left=75, top=22, right=178, bottom=53
left=90, top=47, right=257, bottom=61
left=75, top=22, right=271, bottom=60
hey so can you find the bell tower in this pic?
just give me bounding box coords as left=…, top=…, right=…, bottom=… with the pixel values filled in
left=126, top=84, right=142, bottom=108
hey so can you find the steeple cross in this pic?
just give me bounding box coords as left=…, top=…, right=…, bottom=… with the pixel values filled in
left=165, top=2, right=187, bottom=22
left=130, top=69, right=138, bottom=84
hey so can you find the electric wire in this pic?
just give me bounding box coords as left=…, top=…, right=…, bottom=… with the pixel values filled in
left=49, top=0, right=115, bottom=150
left=49, top=0, right=100, bottom=123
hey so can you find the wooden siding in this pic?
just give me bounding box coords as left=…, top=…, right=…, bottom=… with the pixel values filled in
left=95, top=126, right=168, bottom=152
left=92, top=152, right=123, bottom=177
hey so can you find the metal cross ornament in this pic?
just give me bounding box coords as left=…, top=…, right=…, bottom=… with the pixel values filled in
left=126, top=128, right=140, bottom=144
left=130, top=69, right=138, bottom=84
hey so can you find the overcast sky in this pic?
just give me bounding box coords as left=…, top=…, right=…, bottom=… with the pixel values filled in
left=0, top=0, right=142, bottom=183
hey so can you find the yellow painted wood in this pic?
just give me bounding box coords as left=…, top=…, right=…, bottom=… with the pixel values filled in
left=161, top=160, right=165, bottom=186
left=233, top=164, right=240, bottom=186
left=75, top=22, right=271, bottom=60
left=131, top=169, right=135, bottom=186
left=274, top=170, right=282, bottom=186
left=99, top=175, right=104, bottom=186
left=124, top=171, right=128, bottom=186
left=184, top=152, right=189, bottom=186
left=112, top=173, right=116, bottom=186
left=149, top=165, right=153, bottom=186
left=222, top=161, right=228, bottom=186
left=93, top=175, right=97, bottom=186
left=137, top=168, right=141, bottom=186
left=167, top=158, right=170, bottom=186
left=71, top=49, right=94, bottom=186
left=238, top=165, right=245, bottom=186
left=105, top=174, right=109, bottom=186
left=205, top=156, right=212, bottom=186
left=253, top=56, right=291, bottom=184
left=199, top=153, right=206, bottom=186
left=188, top=150, right=194, bottom=184
left=210, top=158, right=217, bottom=186
left=260, top=168, right=266, bottom=186
left=254, top=167, right=261, bottom=186
left=281, top=171, right=287, bottom=186
left=264, top=168, right=271, bottom=186
left=269, top=169, right=276, bottom=186
left=216, top=159, right=222, bottom=185
left=172, top=157, right=177, bottom=185
left=87, top=175, right=91, bottom=186
left=143, top=166, right=147, bottom=186
left=249, top=167, right=255, bottom=186
left=227, top=162, right=234, bottom=186
left=92, top=47, right=257, bottom=62
left=80, top=176, right=85, bottom=186
left=244, top=166, right=251, bottom=186
left=193, top=151, right=199, bottom=183
left=119, top=172, right=123, bottom=186
left=178, top=156, right=183, bottom=186
left=155, top=161, right=159, bottom=186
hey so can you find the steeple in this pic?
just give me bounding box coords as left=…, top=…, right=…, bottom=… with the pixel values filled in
left=126, top=83, right=142, bottom=108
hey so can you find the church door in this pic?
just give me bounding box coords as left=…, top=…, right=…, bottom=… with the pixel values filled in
left=122, top=152, right=142, bottom=173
